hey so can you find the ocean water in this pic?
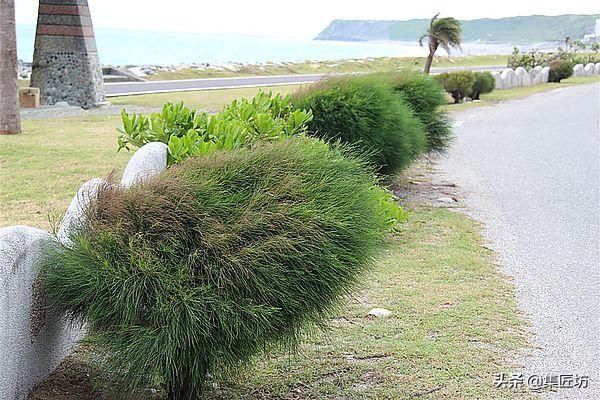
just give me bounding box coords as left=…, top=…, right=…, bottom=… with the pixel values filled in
left=17, top=24, right=520, bottom=66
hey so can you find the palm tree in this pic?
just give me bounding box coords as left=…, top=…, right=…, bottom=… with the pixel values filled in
left=0, top=0, right=21, bottom=134
left=419, top=13, right=462, bottom=74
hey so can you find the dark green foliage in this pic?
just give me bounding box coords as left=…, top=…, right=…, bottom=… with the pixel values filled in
left=548, top=59, right=574, bottom=82
left=379, top=71, right=453, bottom=152
left=435, top=71, right=475, bottom=103
left=470, top=72, right=495, bottom=100
left=292, top=75, right=427, bottom=175
left=41, top=138, right=390, bottom=399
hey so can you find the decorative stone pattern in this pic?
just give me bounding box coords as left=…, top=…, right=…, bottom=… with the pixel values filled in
left=30, top=0, right=105, bottom=109
left=0, top=143, right=168, bottom=399
left=0, top=226, right=85, bottom=400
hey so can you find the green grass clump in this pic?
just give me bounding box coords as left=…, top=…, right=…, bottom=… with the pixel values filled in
left=548, top=59, right=574, bottom=82
left=470, top=71, right=495, bottom=100
left=435, top=71, right=476, bottom=103
left=41, top=138, right=390, bottom=399
left=377, top=71, right=453, bottom=152
left=292, top=75, right=427, bottom=175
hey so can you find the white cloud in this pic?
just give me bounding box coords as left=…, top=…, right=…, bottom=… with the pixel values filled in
left=15, top=0, right=599, bottom=37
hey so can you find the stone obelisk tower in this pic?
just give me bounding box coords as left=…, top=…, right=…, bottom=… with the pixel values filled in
left=31, top=0, right=105, bottom=108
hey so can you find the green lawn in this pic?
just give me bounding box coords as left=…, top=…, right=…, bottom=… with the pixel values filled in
left=110, top=84, right=305, bottom=111
left=0, top=115, right=129, bottom=228
left=146, top=55, right=507, bottom=81
left=200, top=207, right=531, bottom=400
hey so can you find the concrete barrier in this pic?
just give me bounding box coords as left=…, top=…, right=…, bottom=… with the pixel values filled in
left=0, top=226, right=84, bottom=400
left=0, top=143, right=168, bottom=399
left=500, top=68, right=515, bottom=89
left=573, top=64, right=585, bottom=77
left=583, top=63, right=596, bottom=77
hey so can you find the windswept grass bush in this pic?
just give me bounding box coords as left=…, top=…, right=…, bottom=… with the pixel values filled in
left=377, top=71, right=453, bottom=152
left=470, top=71, right=495, bottom=100
left=117, top=91, right=313, bottom=164
left=42, top=138, right=392, bottom=399
left=435, top=71, right=475, bottom=103
left=548, top=59, right=574, bottom=82
left=292, top=75, right=427, bottom=175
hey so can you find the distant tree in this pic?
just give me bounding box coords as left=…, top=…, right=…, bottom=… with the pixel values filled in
left=419, top=13, right=462, bottom=74
left=0, top=0, right=21, bottom=134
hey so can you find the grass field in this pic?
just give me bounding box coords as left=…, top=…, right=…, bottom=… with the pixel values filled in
left=110, top=84, right=305, bottom=111
left=145, top=55, right=507, bottom=81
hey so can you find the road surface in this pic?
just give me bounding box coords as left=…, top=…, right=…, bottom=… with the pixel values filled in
left=441, top=83, right=600, bottom=399
left=104, top=65, right=504, bottom=97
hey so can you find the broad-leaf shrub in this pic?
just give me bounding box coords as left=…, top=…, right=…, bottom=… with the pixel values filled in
left=435, top=71, right=475, bottom=103
left=42, top=138, right=393, bottom=399
left=470, top=71, right=495, bottom=100
left=118, top=91, right=313, bottom=164
left=378, top=71, right=453, bottom=152
left=292, top=75, right=427, bottom=175
left=548, top=59, right=574, bottom=83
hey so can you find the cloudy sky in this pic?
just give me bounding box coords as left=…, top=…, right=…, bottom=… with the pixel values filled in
left=15, top=0, right=598, bottom=37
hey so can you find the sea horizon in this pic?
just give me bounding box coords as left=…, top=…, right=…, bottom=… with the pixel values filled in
left=16, top=24, right=549, bottom=66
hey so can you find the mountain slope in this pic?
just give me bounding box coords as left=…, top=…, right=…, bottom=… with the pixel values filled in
left=316, top=14, right=600, bottom=43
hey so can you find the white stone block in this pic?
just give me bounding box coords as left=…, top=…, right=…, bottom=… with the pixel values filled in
left=121, top=142, right=168, bottom=187
left=491, top=71, right=503, bottom=89
left=595, top=63, right=600, bottom=75
left=584, top=63, right=595, bottom=77
left=514, top=67, right=531, bottom=86
left=500, top=68, right=515, bottom=89
left=57, top=178, right=109, bottom=245
left=573, top=64, right=584, bottom=77
left=0, top=226, right=84, bottom=400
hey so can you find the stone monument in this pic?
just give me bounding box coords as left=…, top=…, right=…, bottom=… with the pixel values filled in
left=30, top=0, right=105, bottom=108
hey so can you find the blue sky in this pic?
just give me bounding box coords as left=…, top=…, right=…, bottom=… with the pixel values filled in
left=16, top=0, right=598, bottom=38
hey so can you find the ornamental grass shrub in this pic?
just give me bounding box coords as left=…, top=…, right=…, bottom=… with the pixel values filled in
left=292, top=75, right=427, bottom=175
left=470, top=71, right=495, bottom=100
left=548, top=59, right=574, bottom=82
left=42, top=138, right=391, bottom=400
left=376, top=71, right=453, bottom=152
left=435, top=71, right=475, bottom=103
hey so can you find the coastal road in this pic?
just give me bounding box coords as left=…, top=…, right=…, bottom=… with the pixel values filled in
left=104, top=65, right=504, bottom=97
left=441, top=83, right=600, bottom=399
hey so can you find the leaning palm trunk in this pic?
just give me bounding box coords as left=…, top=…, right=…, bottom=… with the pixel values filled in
left=0, top=0, right=21, bottom=134
left=424, top=43, right=437, bottom=74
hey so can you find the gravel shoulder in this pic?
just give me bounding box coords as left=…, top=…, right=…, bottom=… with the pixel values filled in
left=440, top=83, right=600, bottom=399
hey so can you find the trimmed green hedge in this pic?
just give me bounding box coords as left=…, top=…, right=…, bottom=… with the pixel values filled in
left=378, top=71, right=453, bottom=152
left=470, top=71, right=495, bottom=100
left=435, top=71, right=475, bottom=103
left=42, top=138, right=391, bottom=399
left=292, top=75, right=427, bottom=175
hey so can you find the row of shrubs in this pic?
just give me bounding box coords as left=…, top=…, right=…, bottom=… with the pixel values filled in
left=42, top=71, right=453, bottom=399
left=508, top=47, right=600, bottom=71
left=435, top=71, right=495, bottom=103
left=118, top=71, right=453, bottom=174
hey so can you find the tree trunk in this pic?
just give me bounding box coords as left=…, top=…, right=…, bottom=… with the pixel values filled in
left=0, top=0, right=21, bottom=134
left=423, top=44, right=437, bottom=75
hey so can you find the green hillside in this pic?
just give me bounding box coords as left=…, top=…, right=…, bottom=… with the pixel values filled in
left=316, top=14, right=600, bottom=43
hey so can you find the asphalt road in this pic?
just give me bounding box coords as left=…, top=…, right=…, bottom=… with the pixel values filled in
left=441, top=83, right=600, bottom=399
left=104, top=65, right=504, bottom=97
